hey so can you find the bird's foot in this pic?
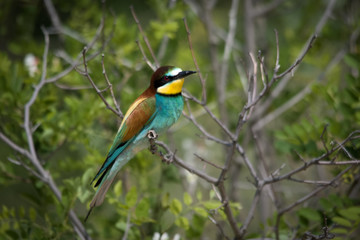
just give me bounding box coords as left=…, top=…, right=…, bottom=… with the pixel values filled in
left=162, top=150, right=176, bottom=164
left=147, top=130, right=158, bottom=139
left=147, top=130, right=158, bottom=154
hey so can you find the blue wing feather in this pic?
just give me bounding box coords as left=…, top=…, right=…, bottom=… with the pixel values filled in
left=90, top=95, right=157, bottom=186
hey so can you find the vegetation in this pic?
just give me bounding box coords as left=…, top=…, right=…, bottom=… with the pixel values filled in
left=0, top=0, right=359, bottom=239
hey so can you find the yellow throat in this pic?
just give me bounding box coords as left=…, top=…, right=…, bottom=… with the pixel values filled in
left=157, top=78, right=184, bottom=95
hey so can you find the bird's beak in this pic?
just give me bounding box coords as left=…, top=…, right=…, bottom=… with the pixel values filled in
left=177, top=70, right=197, bottom=79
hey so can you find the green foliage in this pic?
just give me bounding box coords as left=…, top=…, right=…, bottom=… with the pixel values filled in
left=1, top=0, right=359, bottom=239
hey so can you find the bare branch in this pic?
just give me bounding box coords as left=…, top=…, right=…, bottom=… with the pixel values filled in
left=236, top=144, right=259, bottom=183
left=217, top=143, right=236, bottom=184
left=183, top=99, right=230, bottom=145
left=254, top=0, right=337, bottom=118
left=208, top=215, right=230, bottom=240
left=101, top=53, right=123, bottom=116
left=7, top=157, right=46, bottom=182
left=274, top=165, right=354, bottom=240
left=274, top=29, right=280, bottom=73
left=274, top=35, right=317, bottom=79
left=135, top=40, right=156, bottom=71
left=194, top=153, right=224, bottom=170
left=252, top=0, right=287, bottom=18
left=218, top=182, right=241, bottom=238
left=239, top=186, right=263, bottom=237
left=130, top=6, right=159, bottom=68
left=183, top=17, right=207, bottom=104
left=218, top=0, right=240, bottom=113
left=318, top=160, right=360, bottom=165
left=76, top=47, right=123, bottom=118
left=43, top=0, right=63, bottom=38
left=0, top=132, right=32, bottom=159
left=150, top=139, right=218, bottom=184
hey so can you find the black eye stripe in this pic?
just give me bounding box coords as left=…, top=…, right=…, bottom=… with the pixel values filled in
left=154, top=75, right=176, bottom=88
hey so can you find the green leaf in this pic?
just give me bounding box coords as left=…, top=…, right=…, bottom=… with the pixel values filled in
left=114, top=181, right=123, bottom=198
left=332, top=216, right=352, bottom=227
left=347, top=206, right=360, bottom=215
left=135, top=198, right=150, bottom=219
left=29, top=207, right=36, bottom=221
left=125, top=186, right=137, bottom=207
left=193, top=207, right=208, bottom=218
left=203, top=200, right=222, bottom=210
left=19, top=206, right=25, bottom=218
left=115, top=221, right=127, bottom=231
left=183, top=192, right=192, bottom=206
left=162, top=193, right=170, bottom=208
left=297, top=208, right=321, bottom=222
left=319, top=198, right=333, bottom=212
left=196, top=191, right=202, bottom=201
left=344, top=54, right=360, bottom=69
left=82, top=168, right=94, bottom=185
left=175, top=216, right=189, bottom=230
left=329, top=194, right=343, bottom=208
left=331, top=227, right=348, bottom=234
left=170, top=199, right=182, bottom=215
left=338, top=208, right=360, bottom=221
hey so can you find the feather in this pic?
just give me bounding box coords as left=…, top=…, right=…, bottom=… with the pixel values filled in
left=90, top=91, right=156, bottom=185
left=85, top=88, right=157, bottom=222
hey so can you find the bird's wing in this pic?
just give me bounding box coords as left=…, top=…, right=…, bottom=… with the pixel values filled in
left=91, top=95, right=156, bottom=186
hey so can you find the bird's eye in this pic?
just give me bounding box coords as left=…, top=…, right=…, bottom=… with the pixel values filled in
left=164, top=76, right=169, bottom=81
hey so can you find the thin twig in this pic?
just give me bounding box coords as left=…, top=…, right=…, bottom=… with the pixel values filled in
left=183, top=99, right=230, bottom=145
left=135, top=40, right=156, bottom=71
left=101, top=53, right=123, bottom=116
left=208, top=215, right=230, bottom=240
left=8, top=157, right=46, bottom=182
left=76, top=48, right=122, bottom=118
left=254, top=0, right=336, bottom=118
left=274, top=165, right=353, bottom=240
left=218, top=181, right=241, bottom=238
left=183, top=17, right=207, bottom=104
left=130, top=6, right=159, bottom=68
left=194, top=153, right=224, bottom=170
left=153, top=139, right=218, bottom=184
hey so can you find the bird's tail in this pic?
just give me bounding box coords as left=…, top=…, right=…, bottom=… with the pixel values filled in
left=84, top=174, right=115, bottom=222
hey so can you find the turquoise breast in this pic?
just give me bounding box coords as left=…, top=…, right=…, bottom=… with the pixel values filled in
left=152, top=93, right=184, bottom=131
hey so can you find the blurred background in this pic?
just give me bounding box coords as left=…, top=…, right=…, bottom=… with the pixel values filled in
left=0, top=0, right=359, bottom=239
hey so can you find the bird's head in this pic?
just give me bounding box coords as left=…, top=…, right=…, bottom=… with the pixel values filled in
left=151, top=66, right=196, bottom=95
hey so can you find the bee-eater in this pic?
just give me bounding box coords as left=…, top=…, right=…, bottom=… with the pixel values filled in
left=85, top=66, right=196, bottom=221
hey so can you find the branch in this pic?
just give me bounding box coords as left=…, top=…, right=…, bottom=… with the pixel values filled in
left=218, top=0, right=240, bottom=113
left=274, top=34, right=317, bottom=79
left=130, top=6, right=159, bottom=69
left=239, top=185, right=263, bottom=237
left=45, top=16, right=106, bottom=84
left=43, top=0, right=63, bottom=40
left=101, top=53, right=123, bottom=116
left=184, top=17, right=207, bottom=104
left=135, top=40, right=156, bottom=71
left=146, top=131, right=218, bottom=184
left=0, top=132, right=32, bottom=159
left=2, top=27, right=92, bottom=240
left=252, top=0, right=287, bottom=18
left=218, top=181, right=241, bottom=238
left=252, top=48, right=346, bottom=131
left=183, top=98, right=230, bottom=145
left=264, top=130, right=360, bottom=185
left=274, top=165, right=353, bottom=240
left=76, top=47, right=123, bottom=118
left=253, top=0, right=337, bottom=118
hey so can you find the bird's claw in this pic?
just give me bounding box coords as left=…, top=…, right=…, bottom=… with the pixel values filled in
left=162, top=153, right=174, bottom=164
left=147, top=130, right=158, bottom=154
left=147, top=130, right=158, bottom=139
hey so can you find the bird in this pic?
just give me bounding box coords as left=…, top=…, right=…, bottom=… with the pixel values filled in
left=85, top=66, right=196, bottom=221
